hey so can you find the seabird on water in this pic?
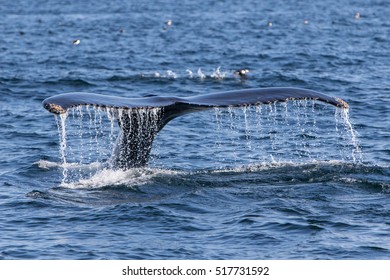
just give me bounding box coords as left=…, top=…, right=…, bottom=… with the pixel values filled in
left=234, top=69, right=250, bottom=79
left=163, top=19, right=173, bottom=31
left=354, top=12, right=361, bottom=20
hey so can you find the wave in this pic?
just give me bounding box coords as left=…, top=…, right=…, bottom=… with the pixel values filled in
left=35, top=159, right=389, bottom=192
left=35, top=160, right=61, bottom=170
left=43, top=78, right=96, bottom=87
left=106, top=67, right=246, bottom=83
left=60, top=167, right=182, bottom=189
left=35, top=159, right=100, bottom=170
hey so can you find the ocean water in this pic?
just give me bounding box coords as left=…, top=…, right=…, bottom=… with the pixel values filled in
left=0, top=0, right=389, bottom=259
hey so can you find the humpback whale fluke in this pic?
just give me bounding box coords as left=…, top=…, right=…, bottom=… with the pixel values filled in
left=43, top=87, right=348, bottom=169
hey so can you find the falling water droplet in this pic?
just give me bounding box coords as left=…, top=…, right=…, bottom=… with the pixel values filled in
left=55, top=112, right=69, bottom=184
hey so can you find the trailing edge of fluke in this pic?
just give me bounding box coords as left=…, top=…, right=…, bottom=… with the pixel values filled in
left=42, top=87, right=349, bottom=169
left=43, top=87, right=348, bottom=115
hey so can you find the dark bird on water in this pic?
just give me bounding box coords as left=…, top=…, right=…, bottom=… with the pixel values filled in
left=234, top=69, right=250, bottom=79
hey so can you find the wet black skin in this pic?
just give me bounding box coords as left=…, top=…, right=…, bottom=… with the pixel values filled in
left=43, top=87, right=348, bottom=169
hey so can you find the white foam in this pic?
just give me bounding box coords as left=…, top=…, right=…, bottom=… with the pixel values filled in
left=166, top=70, right=177, bottom=78
left=36, top=159, right=102, bottom=170
left=210, top=66, right=227, bottom=80
left=36, top=160, right=61, bottom=169
left=186, top=69, right=194, bottom=78
left=210, top=159, right=351, bottom=174
left=197, top=68, right=206, bottom=79
left=152, top=70, right=178, bottom=79
left=60, top=167, right=182, bottom=189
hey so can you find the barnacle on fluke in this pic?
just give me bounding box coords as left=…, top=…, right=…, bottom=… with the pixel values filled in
left=44, top=103, right=66, bottom=114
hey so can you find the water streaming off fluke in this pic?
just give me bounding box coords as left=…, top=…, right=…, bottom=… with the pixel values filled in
left=53, top=100, right=361, bottom=185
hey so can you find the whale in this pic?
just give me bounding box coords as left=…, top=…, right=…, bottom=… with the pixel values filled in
left=43, top=87, right=349, bottom=169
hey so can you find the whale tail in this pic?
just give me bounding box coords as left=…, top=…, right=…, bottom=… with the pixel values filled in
left=43, top=87, right=348, bottom=169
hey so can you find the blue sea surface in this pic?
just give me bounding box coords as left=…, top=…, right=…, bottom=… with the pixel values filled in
left=0, top=0, right=389, bottom=259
